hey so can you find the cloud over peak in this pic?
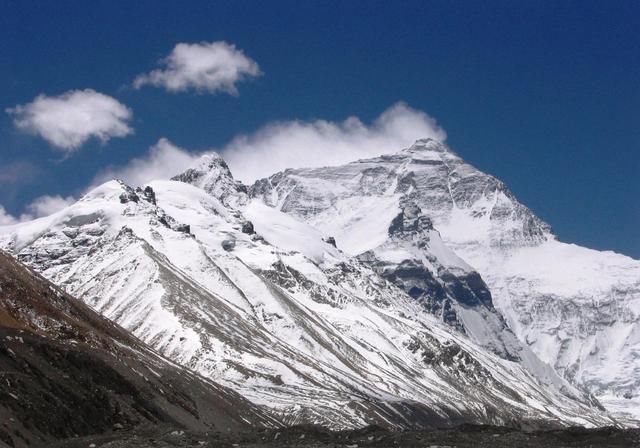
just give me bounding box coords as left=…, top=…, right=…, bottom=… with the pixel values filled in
left=134, top=41, right=261, bottom=94
left=0, top=194, right=76, bottom=226
left=0, top=206, right=18, bottom=226
left=93, top=138, right=201, bottom=188
left=222, top=101, right=446, bottom=182
left=24, top=195, right=76, bottom=218
left=96, top=102, right=446, bottom=187
left=7, top=89, right=133, bottom=152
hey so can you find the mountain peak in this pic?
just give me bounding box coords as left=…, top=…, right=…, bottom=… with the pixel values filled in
left=172, top=152, right=230, bottom=183
left=193, top=152, right=225, bottom=169
left=402, top=138, right=457, bottom=156
left=414, top=137, right=439, bottom=146
left=171, top=153, right=248, bottom=206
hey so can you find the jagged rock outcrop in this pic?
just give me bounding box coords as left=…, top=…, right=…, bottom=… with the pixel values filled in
left=171, top=154, right=248, bottom=208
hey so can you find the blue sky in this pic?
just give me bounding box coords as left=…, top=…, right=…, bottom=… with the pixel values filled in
left=1, top=1, right=638, bottom=257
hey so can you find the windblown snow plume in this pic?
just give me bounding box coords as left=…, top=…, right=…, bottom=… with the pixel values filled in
left=94, top=138, right=200, bottom=188
left=96, top=102, right=446, bottom=186
left=222, top=102, right=446, bottom=182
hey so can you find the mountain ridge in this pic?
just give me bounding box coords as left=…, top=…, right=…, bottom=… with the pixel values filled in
left=0, top=139, right=628, bottom=428
left=0, top=248, right=277, bottom=447
left=251, top=139, right=640, bottom=423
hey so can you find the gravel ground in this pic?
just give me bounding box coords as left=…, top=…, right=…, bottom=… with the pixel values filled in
left=49, top=424, right=640, bottom=448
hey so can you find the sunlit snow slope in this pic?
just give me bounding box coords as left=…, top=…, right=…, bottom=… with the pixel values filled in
left=0, top=153, right=613, bottom=429
left=253, top=138, right=640, bottom=423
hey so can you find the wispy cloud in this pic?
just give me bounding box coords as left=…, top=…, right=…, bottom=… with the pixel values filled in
left=93, top=138, right=201, bottom=187
left=0, top=205, right=18, bottom=226
left=133, top=41, right=261, bottom=94
left=0, top=194, right=77, bottom=225
left=7, top=89, right=133, bottom=153
left=24, top=195, right=75, bottom=218
left=221, top=102, right=446, bottom=182
left=94, top=102, right=446, bottom=187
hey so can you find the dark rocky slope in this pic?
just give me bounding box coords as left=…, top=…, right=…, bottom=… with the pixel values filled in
left=0, top=250, right=277, bottom=448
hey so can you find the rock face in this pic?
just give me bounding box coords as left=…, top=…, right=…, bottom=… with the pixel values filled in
left=0, top=153, right=612, bottom=429
left=171, top=153, right=248, bottom=207
left=0, top=250, right=276, bottom=448
left=250, top=139, right=533, bottom=363
left=251, top=138, right=640, bottom=423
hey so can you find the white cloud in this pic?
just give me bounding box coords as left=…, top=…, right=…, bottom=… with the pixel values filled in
left=0, top=206, right=18, bottom=226
left=221, top=102, right=446, bottom=182
left=133, top=41, right=261, bottom=94
left=92, top=102, right=445, bottom=187
left=25, top=195, right=75, bottom=218
left=0, top=195, right=77, bottom=226
left=7, top=89, right=133, bottom=153
left=93, top=138, right=200, bottom=187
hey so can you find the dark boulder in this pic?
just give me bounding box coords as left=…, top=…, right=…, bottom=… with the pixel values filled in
left=221, top=239, right=236, bottom=251
left=241, top=221, right=255, bottom=234
left=323, top=236, right=337, bottom=248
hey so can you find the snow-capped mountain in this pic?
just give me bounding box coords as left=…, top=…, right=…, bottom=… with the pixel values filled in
left=0, top=248, right=276, bottom=447
left=0, top=150, right=613, bottom=429
left=252, top=138, right=640, bottom=423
